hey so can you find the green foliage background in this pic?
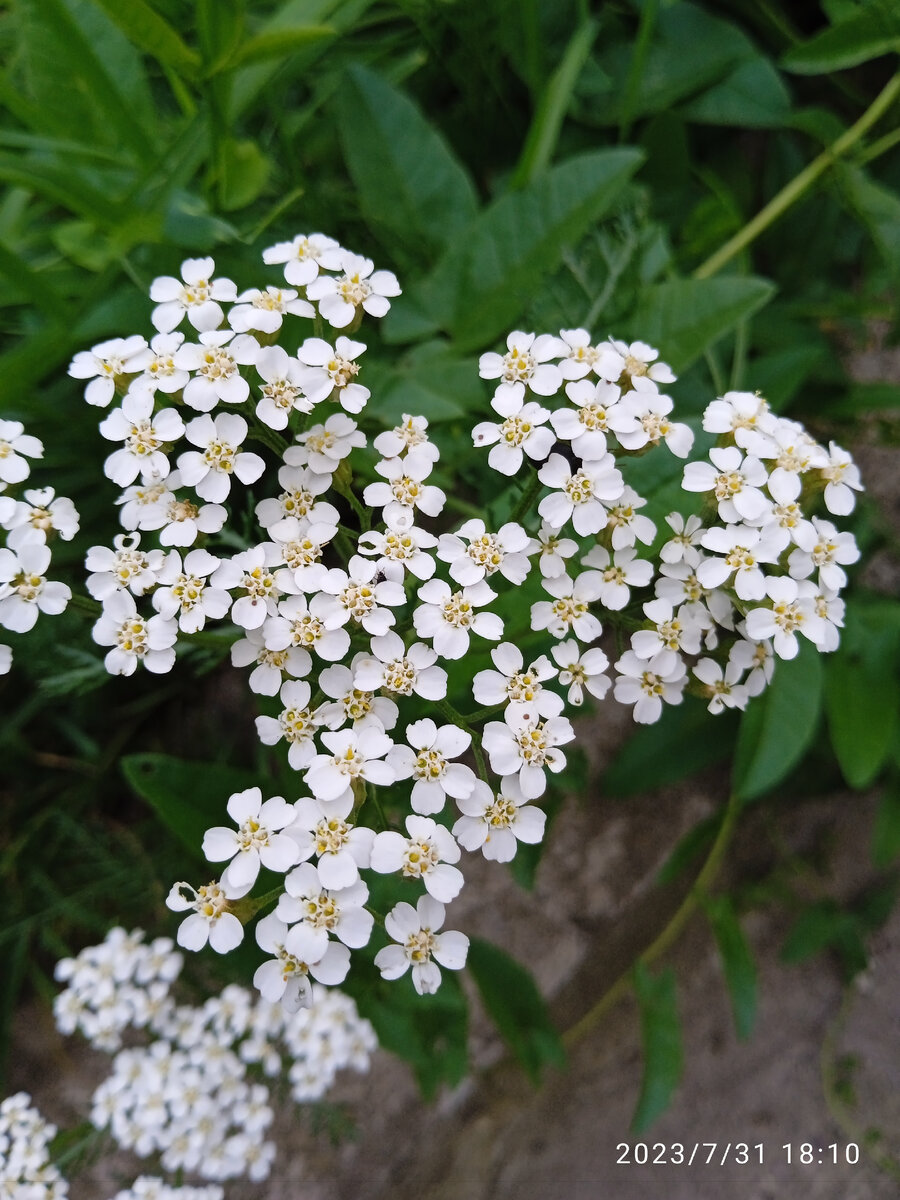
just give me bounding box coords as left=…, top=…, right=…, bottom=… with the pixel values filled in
left=0, top=0, right=898, bottom=1131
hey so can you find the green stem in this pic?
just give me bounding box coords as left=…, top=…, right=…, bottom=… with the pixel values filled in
left=562, top=790, right=742, bottom=1048
left=510, top=470, right=544, bottom=526
left=66, top=593, right=102, bottom=618
left=334, top=479, right=371, bottom=531
left=619, top=0, right=659, bottom=143
left=694, top=71, right=900, bottom=280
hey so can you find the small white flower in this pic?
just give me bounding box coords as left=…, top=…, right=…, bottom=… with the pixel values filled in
left=744, top=577, right=827, bottom=659
left=550, top=639, right=610, bottom=705
left=413, top=578, right=503, bottom=659
left=253, top=345, right=311, bottom=430
left=374, top=895, right=468, bottom=995
left=472, top=641, right=561, bottom=718
left=482, top=709, right=574, bottom=799
left=0, top=420, right=42, bottom=484
left=659, top=512, right=705, bottom=565
left=152, top=548, right=231, bottom=633
left=166, top=880, right=244, bottom=953
left=91, top=591, right=176, bottom=675
left=316, top=558, right=406, bottom=640
left=604, top=486, right=656, bottom=550
left=203, top=789, right=300, bottom=897
left=614, top=379, right=694, bottom=457
left=453, top=776, right=546, bottom=862
left=305, top=723, right=396, bottom=803
left=357, top=523, right=439, bottom=580
left=229, top=285, right=314, bottom=334
left=211, top=544, right=282, bottom=630
left=530, top=570, right=604, bottom=640
left=613, top=649, right=687, bottom=724
left=285, top=413, right=366, bottom=474
left=287, top=792, right=375, bottom=889
left=175, top=330, right=260, bottom=412
left=535, top=522, right=578, bottom=578
left=370, top=815, right=463, bottom=902
left=788, top=518, right=859, bottom=592
left=277, top=861, right=374, bottom=950
left=316, top=659, right=399, bottom=731
left=255, top=463, right=338, bottom=529
left=372, top=413, right=439, bottom=461
left=693, top=657, right=749, bottom=714
left=86, top=533, right=168, bottom=600
left=352, top=631, right=448, bottom=700
left=306, top=251, right=401, bottom=328
left=3, top=486, right=80, bottom=552
left=819, top=441, right=863, bottom=515
left=177, top=413, right=265, bottom=504
left=254, top=912, right=350, bottom=1009
left=472, top=397, right=555, bottom=476
left=363, top=448, right=445, bottom=530
left=682, top=446, right=771, bottom=523
left=609, top=338, right=676, bottom=385
left=478, top=330, right=564, bottom=410
left=538, top=451, right=624, bottom=536
left=230, top=626, right=311, bottom=696
left=386, top=718, right=477, bottom=815
left=630, top=597, right=703, bottom=659
left=68, top=335, right=148, bottom=407
left=254, top=679, right=323, bottom=769
left=437, top=518, right=535, bottom=586
left=702, top=390, right=774, bottom=449
left=262, top=231, right=344, bottom=286
left=698, top=524, right=784, bottom=601
left=296, top=336, right=370, bottom=413
left=729, top=635, right=774, bottom=697
left=585, top=544, right=655, bottom=609
left=149, top=256, right=237, bottom=334
left=551, top=378, right=623, bottom=459
left=557, top=328, right=624, bottom=381
left=132, top=472, right=228, bottom=547
left=263, top=593, right=350, bottom=660
left=124, top=331, right=190, bottom=397
left=0, top=543, right=69, bottom=633
left=99, top=392, right=185, bottom=486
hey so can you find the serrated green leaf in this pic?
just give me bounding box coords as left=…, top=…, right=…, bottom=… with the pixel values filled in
left=627, top=276, right=775, bottom=373
left=704, top=895, right=757, bottom=1040
left=424, top=148, right=643, bottom=352
left=604, top=698, right=739, bottom=798
left=782, top=1, right=900, bottom=74
left=336, top=64, right=478, bottom=265
left=467, top=937, right=565, bottom=1082
left=631, top=963, right=683, bottom=1133
left=825, top=600, right=900, bottom=790
left=682, top=56, right=791, bottom=129
left=733, top=641, right=824, bottom=801
left=86, top=0, right=201, bottom=74
left=873, top=782, right=900, bottom=868
left=120, top=753, right=258, bottom=860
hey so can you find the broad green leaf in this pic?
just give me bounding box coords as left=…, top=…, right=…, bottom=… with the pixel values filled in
left=336, top=64, right=478, bottom=264
left=425, top=148, right=644, bottom=352
left=824, top=599, right=900, bottom=790
left=681, top=57, right=791, bottom=129
left=838, top=165, right=900, bottom=278
left=704, top=895, right=757, bottom=1040
left=603, top=698, right=739, bottom=798
left=217, top=139, right=271, bottom=211
left=363, top=342, right=483, bottom=424
left=362, top=974, right=468, bottom=1099
left=873, top=782, right=900, bottom=868
left=218, top=25, right=336, bottom=71
left=631, top=963, right=683, bottom=1133
left=121, top=753, right=258, bottom=860
left=783, top=2, right=900, bottom=73
left=86, top=0, right=201, bottom=74
left=732, top=641, right=824, bottom=801
left=746, top=344, right=826, bottom=411
left=467, top=937, right=565, bottom=1082
left=627, top=276, right=775, bottom=373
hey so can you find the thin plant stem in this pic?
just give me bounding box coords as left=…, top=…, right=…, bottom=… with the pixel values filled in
left=510, top=470, right=544, bottom=526
left=693, top=71, right=900, bottom=280
left=562, top=790, right=742, bottom=1048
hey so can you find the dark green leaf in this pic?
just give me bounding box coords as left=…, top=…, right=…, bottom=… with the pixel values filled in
left=838, top=165, right=900, bottom=278
left=825, top=600, right=900, bottom=790
left=873, top=782, right=900, bottom=868
left=681, top=57, right=791, bottom=129
left=467, top=937, right=566, bottom=1082
left=120, top=753, right=258, bottom=860
left=704, top=895, right=757, bottom=1040
left=336, top=64, right=478, bottom=264
left=604, top=698, right=739, bottom=798
left=425, top=148, right=644, bottom=351
left=86, top=0, right=201, bottom=73
left=363, top=341, right=483, bottom=424
left=747, top=344, right=826, bottom=411
left=732, top=640, right=824, bottom=801
left=627, top=276, right=775, bottom=373
left=781, top=900, right=867, bottom=979
left=631, top=963, right=683, bottom=1133
left=783, top=2, right=900, bottom=73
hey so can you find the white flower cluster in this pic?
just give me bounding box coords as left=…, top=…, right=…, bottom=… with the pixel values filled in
left=0, top=1092, right=67, bottom=1199
left=0, top=419, right=76, bottom=669
left=48, top=927, right=374, bottom=1186
left=107, top=1180, right=222, bottom=1200
left=61, top=237, right=862, bottom=1012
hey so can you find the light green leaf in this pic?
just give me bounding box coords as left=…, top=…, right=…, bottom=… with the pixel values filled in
left=732, top=640, right=824, bottom=801
left=682, top=57, right=791, bottom=128
left=121, top=753, right=258, bottom=860
left=704, top=896, right=757, bottom=1040
left=336, top=64, right=479, bottom=265
left=86, top=0, right=201, bottom=74
left=216, top=25, right=336, bottom=72
left=627, top=276, right=775, bottom=373
left=783, top=1, right=900, bottom=73
left=467, top=937, right=566, bottom=1082
left=631, top=963, right=683, bottom=1133
left=825, top=599, right=900, bottom=790
left=425, top=148, right=644, bottom=352
left=217, top=139, right=271, bottom=211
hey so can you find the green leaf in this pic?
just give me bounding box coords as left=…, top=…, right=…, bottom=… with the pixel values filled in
left=603, top=698, right=739, bottom=798
left=781, top=900, right=867, bottom=979
left=631, top=963, right=683, bottom=1133
left=733, top=640, right=824, bottom=801
left=627, top=276, right=775, bottom=373
left=336, top=64, right=478, bottom=264
left=783, top=2, right=900, bottom=73
left=747, top=343, right=826, bottom=411
left=873, top=782, right=900, bottom=868
left=217, top=138, right=271, bottom=211
left=363, top=341, right=483, bottom=424
left=704, top=896, right=757, bottom=1040
left=218, top=25, right=336, bottom=71
left=120, top=753, right=258, bottom=860
left=681, top=57, right=792, bottom=129
left=467, top=937, right=566, bottom=1082
left=838, top=165, right=900, bottom=278
left=825, top=599, right=900, bottom=790
left=425, top=148, right=644, bottom=352
left=86, top=0, right=201, bottom=74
